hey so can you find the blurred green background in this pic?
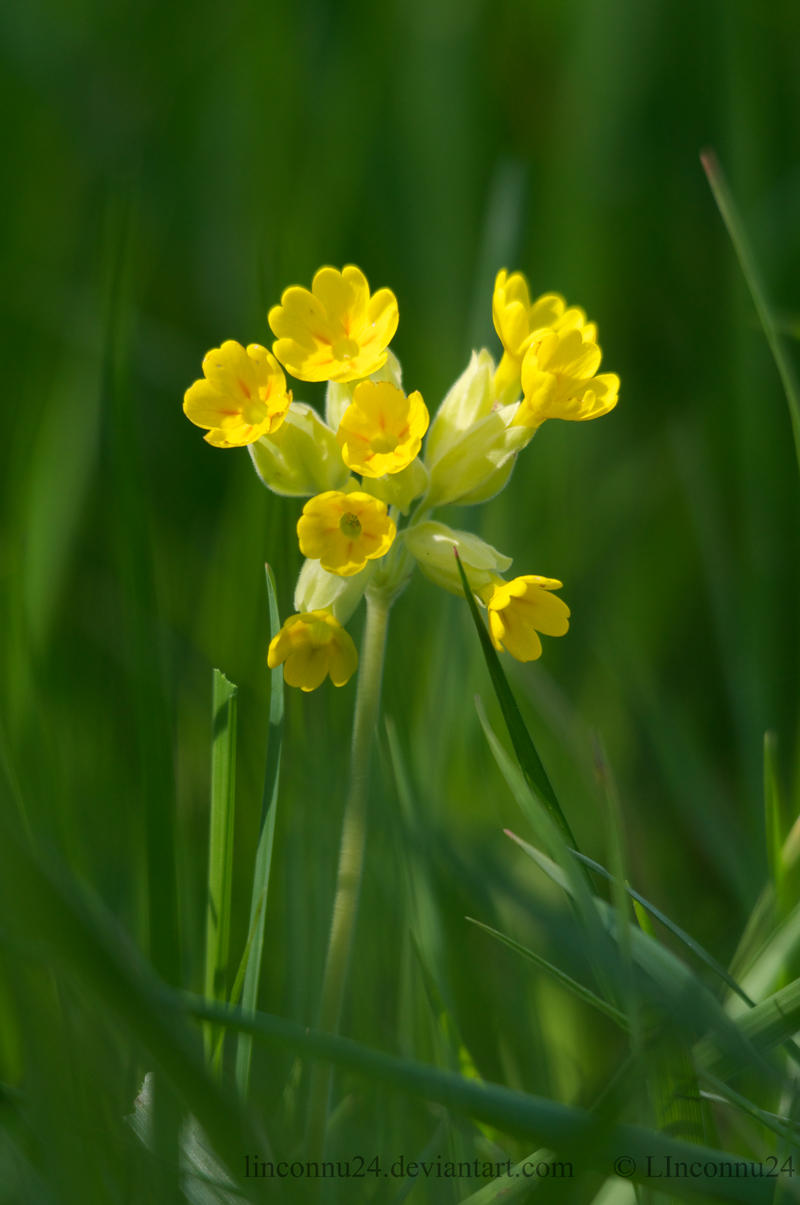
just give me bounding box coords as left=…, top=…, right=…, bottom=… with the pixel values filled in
left=2, top=0, right=800, bottom=1198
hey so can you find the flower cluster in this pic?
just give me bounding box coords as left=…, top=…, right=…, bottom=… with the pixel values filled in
left=184, top=266, right=619, bottom=690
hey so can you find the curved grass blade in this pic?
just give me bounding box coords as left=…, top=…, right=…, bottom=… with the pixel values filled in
left=594, top=736, right=643, bottom=1052
left=729, top=742, right=800, bottom=988
left=696, top=975, right=800, bottom=1078
left=210, top=887, right=269, bottom=1071
left=570, top=848, right=755, bottom=1008
left=466, top=916, right=628, bottom=1030
left=701, top=149, right=800, bottom=474
left=454, top=550, right=577, bottom=848
left=457, top=1056, right=645, bottom=1205
left=183, top=996, right=779, bottom=1204
left=730, top=900, right=800, bottom=1016
left=0, top=813, right=272, bottom=1204
left=478, top=702, right=619, bottom=1009
left=235, top=564, right=284, bottom=1100
left=507, top=834, right=780, bottom=1082
left=700, top=1071, right=800, bottom=1146
left=204, top=669, right=238, bottom=1067
left=457, top=1148, right=565, bottom=1205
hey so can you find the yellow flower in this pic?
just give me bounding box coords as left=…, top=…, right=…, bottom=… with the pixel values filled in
left=493, top=270, right=578, bottom=360
left=297, top=490, right=396, bottom=576
left=267, top=610, right=358, bottom=691
left=492, top=269, right=596, bottom=405
left=325, top=349, right=403, bottom=431
left=515, top=327, right=619, bottom=428
left=480, top=575, right=570, bottom=662
left=183, top=341, right=292, bottom=447
left=268, top=265, right=398, bottom=383
left=337, top=381, right=429, bottom=478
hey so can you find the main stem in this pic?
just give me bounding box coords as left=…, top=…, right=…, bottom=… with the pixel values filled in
left=306, top=591, right=391, bottom=1157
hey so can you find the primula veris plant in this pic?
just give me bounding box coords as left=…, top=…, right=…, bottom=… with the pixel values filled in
left=185, top=264, right=619, bottom=1150
left=184, top=265, right=619, bottom=689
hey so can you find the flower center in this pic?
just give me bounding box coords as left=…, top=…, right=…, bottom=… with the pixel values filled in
left=242, top=398, right=267, bottom=424
left=339, top=512, right=362, bottom=539
left=370, top=432, right=399, bottom=454
left=332, top=336, right=360, bottom=361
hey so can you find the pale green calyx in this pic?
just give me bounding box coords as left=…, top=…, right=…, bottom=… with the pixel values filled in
left=249, top=403, right=350, bottom=497
left=403, top=519, right=512, bottom=595
left=363, top=457, right=429, bottom=515
left=425, top=349, right=497, bottom=466
left=423, top=404, right=529, bottom=508
left=294, top=558, right=374, bottom=625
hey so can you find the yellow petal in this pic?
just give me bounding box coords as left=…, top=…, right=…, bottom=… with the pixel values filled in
left=328, top=634, right=359, bottom=686
left=366, top=288, right=400, bottom=347
left=312, top=266, right=362, bottom=326
left=183, top=380, right=234, bottom=430
left=284, top=645, right=331, bottom=692
left=498, top=613, right=543, bottom=662
left=269, top=288, right=329, bottom=343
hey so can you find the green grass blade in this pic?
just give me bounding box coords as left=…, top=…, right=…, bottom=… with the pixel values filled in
left=570, top=848, right=756, bottom=1007
left=457, top=1148, right=564, bottom=1205
left=183, top=996, right=780, bottom=1205
left=234, top=564, right=284, bottom=1100
left=457, top=1057, right=646, bottom=1205
left=697, top=975, right=800, bottom=1075
left=454, top=550, right=577, bottom=848
left=536, top=840, right=800, bottom=1074
left=226, top=892, right=269, bottom=1012
left=632, top=898, right=655, bottom=938
left=102, top=192, right=183, bottom=1193
left=210, top=889, right=268, bottom=1071
left=728, top=798, right=800, bottom=986
left=204, top=669, right=238, bottom=1067
left=594, top=738, right=641, bottom=1050
left=0, top=813, right=272, bottom=1204
left=700, top=1071, right=800, bottom=1146
left=764, top=730, right=785, bottom=905
left=701, top=149, right=800, bottom=475
left=507, top=834, right=779, bottom=1081
left=594, top=745, right=712, bottom=1155
left=477, top=702, right=618, bottom=1008
left=728, top=885, right=778, bottom=987
left=730, top=899, right=800, bottom=1013
left=466, top=916, right=629, bottom=1029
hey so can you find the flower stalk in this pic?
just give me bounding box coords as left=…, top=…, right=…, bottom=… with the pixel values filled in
left=306, top=588, right=391, bottom=1157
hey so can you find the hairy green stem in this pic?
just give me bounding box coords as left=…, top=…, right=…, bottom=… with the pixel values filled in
left=306, top=590, right=391, bottom=1157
